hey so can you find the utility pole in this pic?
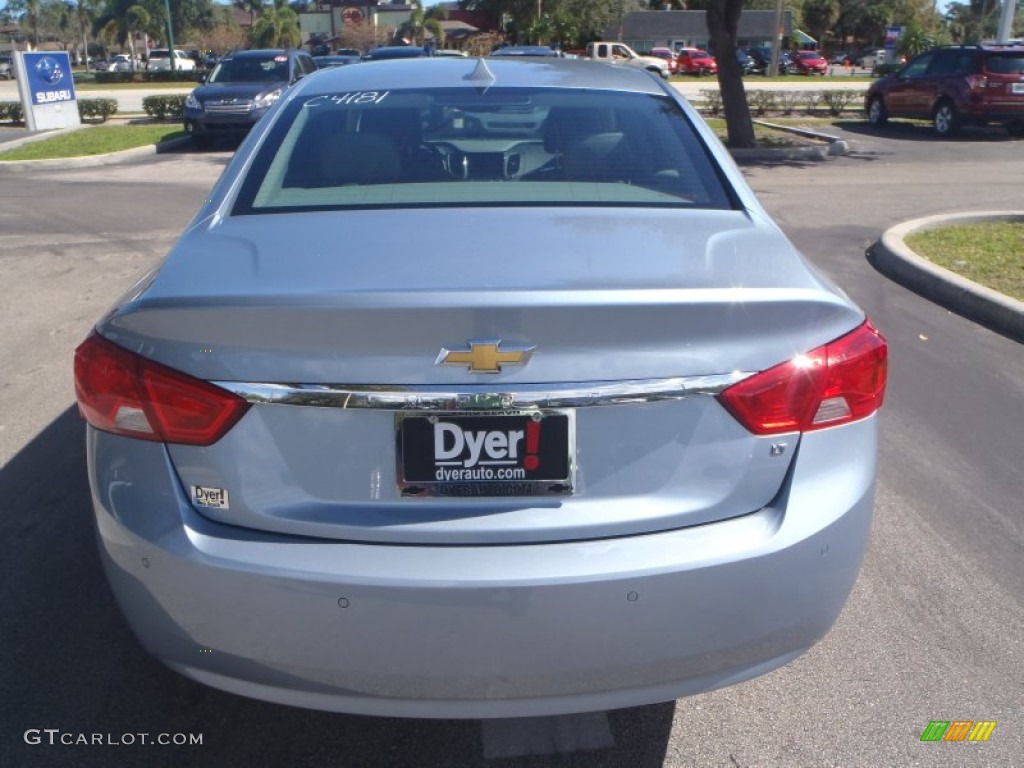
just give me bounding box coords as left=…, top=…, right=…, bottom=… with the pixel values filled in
left=996, top=0, right=1018, bottom=44
left=163, top=0, right=176, bottom=72
left=769, top=0, right=783, bottom=77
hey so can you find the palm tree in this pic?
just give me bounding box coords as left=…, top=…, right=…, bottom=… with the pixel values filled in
left=252, top=0, right=300, bottom=48
left=93, top=0, right=151, bottom=67
left=73, top=0, right=98, bottom=67
left=397, top=1, right=445, bottom=47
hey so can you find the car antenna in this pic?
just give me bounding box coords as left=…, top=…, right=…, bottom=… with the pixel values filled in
left=464, top=58, right=496, bottom=94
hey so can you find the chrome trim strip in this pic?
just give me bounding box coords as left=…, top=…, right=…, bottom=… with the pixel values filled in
left=214, top=373, right=753, bottom=412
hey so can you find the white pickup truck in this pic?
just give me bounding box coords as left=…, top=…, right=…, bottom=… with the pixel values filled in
left=147, top=49, right=196, bottom=72
left=585, top=42, right=670, bottom=79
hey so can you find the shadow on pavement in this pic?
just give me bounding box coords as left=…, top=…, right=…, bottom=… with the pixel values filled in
left=1, top=408, right=674, bottom=767
left=835, top=119, right=1016, bottom=143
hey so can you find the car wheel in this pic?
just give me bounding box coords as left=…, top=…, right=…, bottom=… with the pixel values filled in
left=933, top=100, right=961, bottom=137
left=867, top=96, right=888, bottom=127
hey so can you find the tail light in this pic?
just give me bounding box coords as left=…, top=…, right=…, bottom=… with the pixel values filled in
left=74, top=333, right=249, bottom=445
left=718, top=321, right=887, bottom=436
left=966, top=74, right=988, bottom=91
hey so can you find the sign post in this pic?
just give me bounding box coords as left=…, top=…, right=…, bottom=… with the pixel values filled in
left=14, top=51, right=81, bottom=132
left=884, top=26, right=904, bottom=66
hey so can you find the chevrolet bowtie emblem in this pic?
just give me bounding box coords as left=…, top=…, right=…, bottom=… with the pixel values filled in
left=436, top=339, right=535, bottom=374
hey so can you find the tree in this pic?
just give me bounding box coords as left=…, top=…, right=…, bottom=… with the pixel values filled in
left=461, top=0, right=643, bottom=44
left=8, top=0, right=43, bottom=47
left=801, top=0, right=839, bottom=47
left=706, top=0, right=755, bottom=148
left=195, top=5, right=249, bottom=53
left=548, top=6, right=579, bottom=47
left=396, top=2, right=445, bottom=46
left=251, top=0, right=301, bottom=47
left=895, top=22, right=946, bottom=58
left=943, top=0, right=1015, bottom=43
left=93, top=1, right=149, bottom=64
left=338, top=19, right=393, bottom=53
left=72, top=0, right=99, bottom=65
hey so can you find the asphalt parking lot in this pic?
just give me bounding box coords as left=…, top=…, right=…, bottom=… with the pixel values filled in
left=1, top=121, right=1021, bottom=767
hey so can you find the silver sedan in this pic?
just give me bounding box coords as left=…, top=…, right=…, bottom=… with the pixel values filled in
left=74, top=57, right=887, bottom=718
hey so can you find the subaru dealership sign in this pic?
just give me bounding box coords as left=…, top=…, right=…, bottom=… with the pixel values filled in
left=14, top=51, right=81, bottom=131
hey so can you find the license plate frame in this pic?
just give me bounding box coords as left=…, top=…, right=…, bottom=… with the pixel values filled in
left=396, top=410, right=575, bottom=497
left=1012, top=83, right=1024, bottom=95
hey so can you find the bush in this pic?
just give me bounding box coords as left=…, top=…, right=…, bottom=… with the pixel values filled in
left=746, top=89, right=777, bottom=117
left=0, top=101, right=24, bottom=124
left=821, top=89, right=861, bottom=117
left=776, top=90, right=805, bottom=116
left=78, top=98, right=118, bottom=122
left=700, top=88, right=723, bottom=117
left=143, top=70, right=202, bottom=83
left=802, top=90, right=824, bottom=115
left=142, top=94, right=187, bottom=120
left=94, top=71, right=136, bottom=84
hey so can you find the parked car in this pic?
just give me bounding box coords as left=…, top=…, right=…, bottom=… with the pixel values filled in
left=865, top=44, right=1024, bottom=137
left=183, top=48, right=317, bottom=147
left=75, top=56, right=888, bottom=719
left=856, top=48, right=887, bottom=70
left=362, top=46, right=433, bottom=61
left=490, top=45, right=561, bottom=57
left=675, top=47, right=717, bottom=76
left=147, top=49, right=197, bottom=72
left=736, top=48, right=758, bottom=75
left=649, top=47, right=679, bottom=75
left=793, top=50, right=828, bottom=75
left=314, top=54, right=360, bottom=68
left=748, top=47, right=792, bottom=75
left=107, top=53, right=142, bottom=72
left=0, top=55, right=11, bottom=80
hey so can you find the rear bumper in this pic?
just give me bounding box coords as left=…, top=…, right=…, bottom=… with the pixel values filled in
left=89, top=417, right=876, bottom=718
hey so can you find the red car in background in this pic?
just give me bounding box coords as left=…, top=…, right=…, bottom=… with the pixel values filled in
left=793, top=50, right=828, bottom=75
left=675, top=48, right=718, bottom=76
left=649, top=47, right=679, bottom=75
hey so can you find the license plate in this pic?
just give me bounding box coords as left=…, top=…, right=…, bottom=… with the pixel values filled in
left=1013, top=83, right=1024, bottom=95
left=397, top=411, right=573, bottom=497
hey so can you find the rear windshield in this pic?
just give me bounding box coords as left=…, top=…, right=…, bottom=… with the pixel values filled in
left=984, top=52, right=1024, bottom=75
left=234, top=87, right=735, bottom=214
left=209, top=56, right=289, bottom=83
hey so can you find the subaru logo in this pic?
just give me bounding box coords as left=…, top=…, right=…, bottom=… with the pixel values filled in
left=35, top=57, right=64, bottom=85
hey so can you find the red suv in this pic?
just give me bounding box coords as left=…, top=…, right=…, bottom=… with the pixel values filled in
left=865, top=44, right=1024, bottom=137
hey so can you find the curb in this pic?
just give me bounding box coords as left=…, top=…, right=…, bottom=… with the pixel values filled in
left=730, top=120, right=848, bottom=163
left=871, top=211, right=1024, bottom=343
left=0, top=134, right=191, bottom=173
